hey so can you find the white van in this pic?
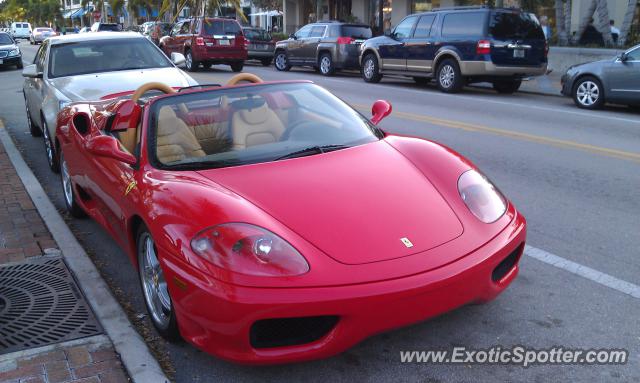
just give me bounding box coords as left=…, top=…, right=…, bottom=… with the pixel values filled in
left=11, top=22, right=32, bottom=39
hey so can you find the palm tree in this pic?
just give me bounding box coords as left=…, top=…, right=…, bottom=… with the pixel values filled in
left=575, top=0, right=597, bottom=43
left=594, top=0, right=613, bottom=45
left=563, top=0, right=572, bottom=43
left=554, top=0, right=568, bottom=45
left=619, top=0, right=638, bottom=46
left=161, top=0, right=245, bottom=21
left=108, top=0, right=125, bottom=19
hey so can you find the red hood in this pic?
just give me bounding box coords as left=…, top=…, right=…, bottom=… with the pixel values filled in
left=198, top=141, right=463, bottom=265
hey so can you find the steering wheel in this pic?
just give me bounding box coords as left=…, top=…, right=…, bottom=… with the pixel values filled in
left=226, top=73, right=264, bottom=86
left=131, top=82, right=176, bottom=103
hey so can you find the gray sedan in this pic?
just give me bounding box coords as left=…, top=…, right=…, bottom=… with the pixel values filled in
left=561, top=44, right=640, bottom=109
left=22, top=32, right=195, bottom=172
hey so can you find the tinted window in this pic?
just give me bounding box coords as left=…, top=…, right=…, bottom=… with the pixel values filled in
left=179, top=21, right=191, bottom=34
left=295, top=25, right=312, bottom=39
left=627, top=47, right=640, bottom=61
left=0, top=33, right=12, bottom=44
left=394, top=16, right=418, bottom=39
left=340, top=25, right=372, bottom=39
left=99, top=24, right=120, bottom=31
left=413, top=15, right=435, bottom=38
left=224, top=21, right=241, bottom=35
left=489, top=12, right=544, bottom=40
left=309, top=26, right=326, bottom=38
left=442, top=12, right=485, bottom=37
left=49, top=38, right=172, bottom=78
left=171, top=22, right=182, bottom=35
left=243, top=29, right=272, bottom=41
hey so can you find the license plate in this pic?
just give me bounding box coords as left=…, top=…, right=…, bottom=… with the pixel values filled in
left=219, top=39, right=230, bottom=46
left=513, top=49, right=525, bottom=58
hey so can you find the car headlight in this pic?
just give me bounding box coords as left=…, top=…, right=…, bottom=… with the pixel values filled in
left=191, top=223, right=309, bottom=277
left=8, top=48, right=19, bottom=56
left=457, top=169, right=507, bottom=223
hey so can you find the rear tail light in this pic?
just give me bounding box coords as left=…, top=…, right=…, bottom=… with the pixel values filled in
left=191, top=223, right=309, bottom=277
left=476, top=40, right=491, bottom=55
left=337, top=37, right=355, bottom=45
left=195, top=37, right=205, bottom=46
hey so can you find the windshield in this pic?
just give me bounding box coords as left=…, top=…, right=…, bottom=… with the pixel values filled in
left=0, top=33, right=13, bottom=45
left=489, top=11, right=544, bottom=40
left=35, top=28, right=53, bottom=33
left=243, top=29, right=272, bottom=41
left=48, top=38, right=173, bottom=78
left=149, top=83, right=381, bottom=170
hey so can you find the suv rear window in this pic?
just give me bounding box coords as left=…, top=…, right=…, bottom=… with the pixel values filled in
left=441, top=12, right=485, bottom=37
left=489, top=12, right=544, bottom=40
left=99, top=24, right=120, bottom=31
left=340, top=25, right=372, bottom=39
left=203, top=20, right=242, bottom=36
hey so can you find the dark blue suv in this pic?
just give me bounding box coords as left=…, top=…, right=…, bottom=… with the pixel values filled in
left=359, top=6, right=548, bottom=94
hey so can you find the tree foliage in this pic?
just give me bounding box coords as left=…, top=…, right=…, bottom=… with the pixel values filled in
left=0, top=0, right=62, bottom=26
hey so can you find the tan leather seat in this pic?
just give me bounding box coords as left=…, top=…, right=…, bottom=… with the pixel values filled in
left=156, top=106, right=206, bottom=163
left=230, top=98, right=285, bottom=150
left=118, top=126, right=138, bottom=154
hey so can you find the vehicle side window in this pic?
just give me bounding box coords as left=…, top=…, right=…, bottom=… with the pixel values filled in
left=171, top=22, right=182, bottom=36
left=35, top=42, right=48, bottom=72
left=626, top=47, right=640, bottom=61
left=34, top=43, right=45, bottom=65
left=413, top=15, right=436, bottom=38
left=295, top=25, right=312, bottom=39
left=442, top=12, right=485, bottom=37
left=393, top=16, right=418, bottom=39
left=309, top=26, right=326, bottom=38
left=179, top=21, right=191, bottom=35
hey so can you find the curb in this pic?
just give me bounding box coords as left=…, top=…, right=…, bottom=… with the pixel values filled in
left=0, top=124, right=169, bottom=383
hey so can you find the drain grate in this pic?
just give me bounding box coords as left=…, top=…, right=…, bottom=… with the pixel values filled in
left=0, top=257, right=102, bottom=353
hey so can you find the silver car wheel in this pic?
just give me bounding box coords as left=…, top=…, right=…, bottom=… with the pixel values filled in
left=185, top=52, right=192, bottom=70
left=576, top=81, right=599, bottom=106
left=320, top=56, right=331, bottom=74
left=140, top=233, right=171, bottom=329
left=275, top=53, right=287, bottom=70
left=363, top=58, right=375, bottom=79
left=61, top=154, right=73, bottom=208
left=42, top=121, right=54, bottom=167
left=439, top=64, right=455, bottom=88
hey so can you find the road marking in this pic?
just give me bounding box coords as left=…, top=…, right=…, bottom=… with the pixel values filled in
left=525, top=245, right=640, bottom=299
left=352, top=103, right=640, bottom=163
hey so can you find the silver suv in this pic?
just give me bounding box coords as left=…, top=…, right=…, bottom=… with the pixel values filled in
left=274, top=21, right=372, bottom=76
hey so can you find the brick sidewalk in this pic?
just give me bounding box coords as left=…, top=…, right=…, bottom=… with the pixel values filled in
left=0, top=135, right=131, bottom=383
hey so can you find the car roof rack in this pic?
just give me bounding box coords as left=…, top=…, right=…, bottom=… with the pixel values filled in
left=431, top=5, right=491, bottom=11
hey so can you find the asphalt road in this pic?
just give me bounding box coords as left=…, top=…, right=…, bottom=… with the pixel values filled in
left=1, top=42, right=639, bottom=382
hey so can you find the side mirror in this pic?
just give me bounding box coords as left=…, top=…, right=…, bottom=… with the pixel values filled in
left=22, top=64, right=42, bottom=79
left=371, top=100, right=392, bottom=125
left=289, top=33, right=297, bottom=40
left=85, top=135, right=137, bottom=165
left=618, top=52, right=628, bottom=62
left=171, top=52, right=186, bottom=66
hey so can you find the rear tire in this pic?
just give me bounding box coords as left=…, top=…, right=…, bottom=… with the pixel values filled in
left=361, top=53, right=382, bottom=83
left=185, top=50, right=199, bottom=72
left=572, top=76, right=604, bottom=110
left=137, top=226, right=180, bottom=341
left=230, top=62, right=244, bottom=72
left=60, top=152, right=86, bottom=218
left=260, top=58, right=272, bottom=66
left=436, top=59, right=464, bottom=93
left=42, top=119, right=59, bottom=173
left=274, top=50, right=291, bottom=71
left=492, top=79, right=522, bottom=94
left=16, top=60, right=23, bottom=69
left=318, top=53, right=335, bottom=76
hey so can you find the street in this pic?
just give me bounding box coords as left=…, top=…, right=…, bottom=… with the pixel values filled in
left=1, top=41, right=639, bottom=382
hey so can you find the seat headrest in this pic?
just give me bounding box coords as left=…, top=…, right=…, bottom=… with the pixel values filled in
left=231, top=96, right=266, bottom=111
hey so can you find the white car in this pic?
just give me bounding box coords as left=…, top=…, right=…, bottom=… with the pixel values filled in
left=22, top=32, right=195, bottom=172
left=11, top=22, right=31, bottom=39
left=30, top=27, right=56, bottom=44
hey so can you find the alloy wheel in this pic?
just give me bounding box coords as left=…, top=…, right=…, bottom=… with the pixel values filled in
left=320, top=56, right=331, bottom=74
left=61, top=154, right=73, bottom=208
left=363, top=58, right=375, bottom=79
left=140, top=233, right=172, bottom=329
left=439, top=65, right=455, bottom=89
left=275, top=53, right=287, bottom=70
left=576, top=81, right=599, bottom=107
left=185, top=52, right=193, bottom=70
left=42, top=121, right=54, bottom=168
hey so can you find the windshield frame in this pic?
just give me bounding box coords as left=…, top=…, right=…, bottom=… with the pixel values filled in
left=47, top=37, right=174, bottom=79
left=145, top=82, right=384, bottom=171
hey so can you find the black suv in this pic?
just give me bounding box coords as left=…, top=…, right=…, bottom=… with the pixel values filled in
left=359, top=6, right=547, bottom=93
left=274, top=21, right=372, bottom=75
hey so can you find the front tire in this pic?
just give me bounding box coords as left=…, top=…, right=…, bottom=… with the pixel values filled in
left=42, top=119, right=59, bottom=172
left=230, top=62, right=244, bottom=72
left=318, top=53, right=335, bottom=76
left=573, top=76, right=604, bottom=110
left=185, top=50, right=199, bottom=72
left=493, top=79, right=522, bottom=94
left=137, top=226, right=180, bottom=341
left=16, top=60, right=23, bottom=69
left=361, top=53, right=382, bottom=83
left=60, top=152, right=86, bottom=218
left=436, top=59, right=464, bottom=93
left=274, top=50, right=291, bottom=71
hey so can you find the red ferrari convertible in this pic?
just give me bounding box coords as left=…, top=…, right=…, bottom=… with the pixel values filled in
left=55, top=73, right=526, bottom=364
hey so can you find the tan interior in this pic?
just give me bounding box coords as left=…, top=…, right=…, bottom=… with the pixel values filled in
left=156, top=106, right=206, bottom=163
left=230, top=98, right=285, bottom=150
left=118, top=126, right=138, bottom=154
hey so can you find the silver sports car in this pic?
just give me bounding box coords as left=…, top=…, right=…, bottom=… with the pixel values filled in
left=22, top=32, right=195, bottom=172
left=561, top=44, right=640, bottom=109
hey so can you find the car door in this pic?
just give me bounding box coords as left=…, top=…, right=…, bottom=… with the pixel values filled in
left=405, top=14, right=437, bottom=73
left=303, top=25, right=326, bottom=64
left=27, top=40, right=49, bottom=125
left=379, top=16, right=417, bottom=71
left=288, top=25, right=312, bottom=63
left=606, top=47, right=640, bottom=103
left=24, top=42, right=46, bottom=123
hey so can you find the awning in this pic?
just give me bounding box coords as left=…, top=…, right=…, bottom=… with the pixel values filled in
left=249, top=10, right=283, bottom=17
left=138, top=8, right=159, bottom=18
left=62, top=9, right=75, bottom=18
left=106, top=5, right=128, bottom=17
